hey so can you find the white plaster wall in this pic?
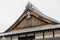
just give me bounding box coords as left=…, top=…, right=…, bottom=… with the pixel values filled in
left=35, top=33, right=43, bottom=39
left=0, top=36, right=11, bottom=40
left=12, top=36, right=18, bottom=40
left=6, top=36, right=11, bottom=40
left=27, top=33, right=34, bottom=36
left=55, top=30, right=60, bottom=37
left=45, top=32, right=53, bottom=38
left=19, top=34, right=26, bottom=37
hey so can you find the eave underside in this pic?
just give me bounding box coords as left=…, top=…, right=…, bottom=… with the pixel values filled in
left=0, top=24, right=60, bottom=36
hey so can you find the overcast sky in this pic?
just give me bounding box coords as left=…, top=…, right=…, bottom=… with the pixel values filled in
left=0, top=0, right=60, bottom=33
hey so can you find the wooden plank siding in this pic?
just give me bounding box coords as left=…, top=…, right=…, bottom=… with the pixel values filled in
left=8, top=11, right=51, bottom=32
left=11, top=15, right=48, bottom=31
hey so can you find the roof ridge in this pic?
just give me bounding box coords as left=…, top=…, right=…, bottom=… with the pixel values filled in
left=26, top=2, right=60, bottom=23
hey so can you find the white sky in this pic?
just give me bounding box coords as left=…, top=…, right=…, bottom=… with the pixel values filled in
left=0, top=0, right=60, bottom=33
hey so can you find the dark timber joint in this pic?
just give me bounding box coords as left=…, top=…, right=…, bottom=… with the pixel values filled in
left=38, top=16, right=43, bottom=19
left=25, top=7, right=32, bottom=13
left=52, top=21, right=59, bottom=25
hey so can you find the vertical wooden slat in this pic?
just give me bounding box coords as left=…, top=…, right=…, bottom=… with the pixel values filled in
left=11, top=36, right=12, bottom=40
left=43, top=32, right=44, bottom=39
left=53, top=31, right=54, bottom=38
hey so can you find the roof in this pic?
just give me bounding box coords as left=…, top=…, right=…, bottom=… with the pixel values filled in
left=0, top=24, right=60, bottom=36
left=4, top=2, right=60, bottom=33
left=26, top=2, right=59, bottom=23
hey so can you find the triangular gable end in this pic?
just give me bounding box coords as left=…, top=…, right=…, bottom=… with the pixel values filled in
left=5, top=2, right=59, bottom=32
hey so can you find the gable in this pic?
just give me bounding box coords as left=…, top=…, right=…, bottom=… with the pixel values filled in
left=11, top=14, right=49, bottom=31
left=5, top=2, right=59, bottom=32
left=5, top=11, right=53, bottom=32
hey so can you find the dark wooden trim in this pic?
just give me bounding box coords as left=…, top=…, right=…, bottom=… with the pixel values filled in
left=52, top=21, right=59, bottom=25
left=38, top=16, right=51, bottom=24
left=43, top=32, right=45, bottom=39
left=34, top=32, right=35, bottom=39
left=11, top=36, right=12, bottom=40
left=18, top=35, right=19, bottom=40
left=53, top=31, right=54, bottom=38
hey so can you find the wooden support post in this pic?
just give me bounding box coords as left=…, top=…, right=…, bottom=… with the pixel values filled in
left=53, top=31, right=54, bottom=38
left=18, top=35, right=19, bottom=40
left=26, top=33, right=27, bottom=40
left=34, top=32, right=35, bottom=39
left=43, top=32, right=44, bottom=39
left=11, top=36, right=12, bottom=40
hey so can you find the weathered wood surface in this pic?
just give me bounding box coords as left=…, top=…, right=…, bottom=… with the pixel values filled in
left=11, top=15, right=48, bottom=31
